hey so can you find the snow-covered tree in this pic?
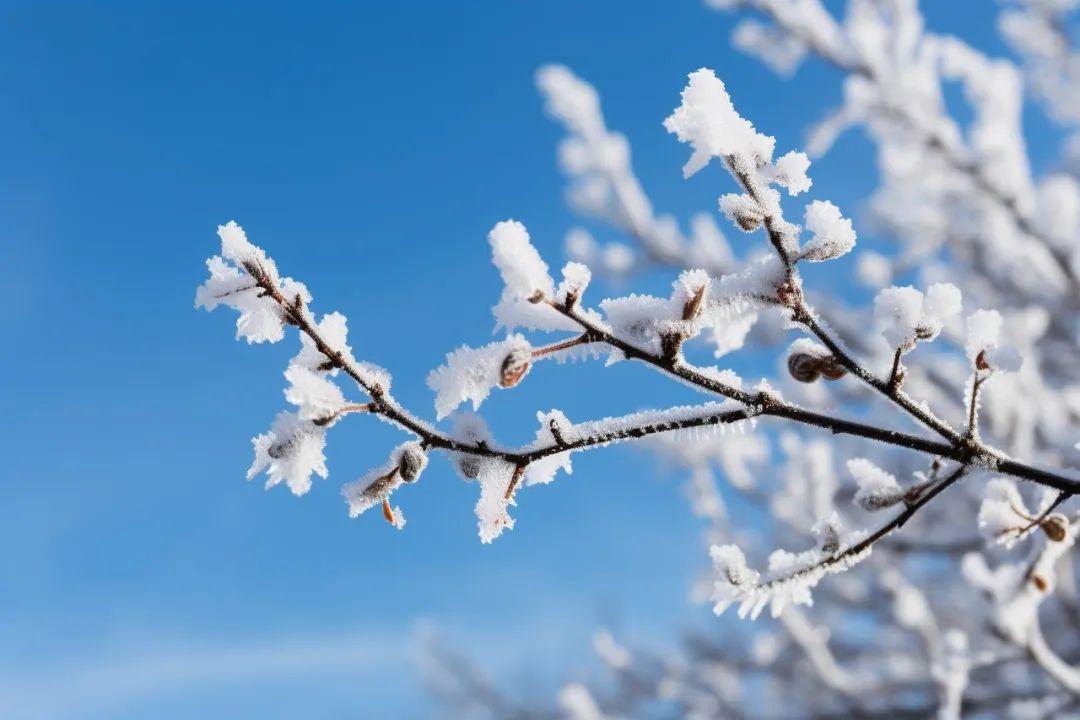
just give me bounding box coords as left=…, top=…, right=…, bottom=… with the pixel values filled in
left=197, top=1, right=1080, bottom=716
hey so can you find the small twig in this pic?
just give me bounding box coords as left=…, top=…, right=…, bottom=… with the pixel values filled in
left=530, top=333, right=598, bottom=359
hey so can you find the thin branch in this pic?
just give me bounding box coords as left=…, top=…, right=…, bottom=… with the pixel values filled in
left=749, top=465, right=967, bottom=595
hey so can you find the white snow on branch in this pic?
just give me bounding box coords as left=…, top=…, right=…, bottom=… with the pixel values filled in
left=195, top=221, right=312, bottom=344
left=873, top=283, right=962, bottom=351
left=710, top=515, right=871, bottom=620
left=847, top=458, right=904, bottom=511
left=965, top=309, right=1023, bottom=373
left=247, top=411, right=329, bottom=496
left=427, top=334, right=533, bottom=420
left=489, top=220, right=579, bottom=333
left=664, top=68, right=777, bottom=177
left=800, top=200, right=856, bottom=262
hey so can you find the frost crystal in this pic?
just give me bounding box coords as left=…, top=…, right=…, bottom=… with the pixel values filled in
left=664, top=68, right=776, bottom=177
left=965, top=309, right=1023, bottom=373
left=710, top=516, right=872, bottom=620
left=557, top=261, right=592, bottom=305
left=873, top=283, right=961, bottom=350
left=475, top=460, right=518, bottom=543
left=195, top=221, right=312, bottom=344
left=292, top=312, right=351, bottom=371
left=489, top=220, right=575, bottom=332
left=284, top=365, right=346, bottom=422
left=800, top=200, right=856, bottom=262
left=772, top=150, right=813, bottom=195
left=525, top=410, right=574, bottom=486
left=247, top=411, right=328, bottom=496
left=847, top=458, right=904, bottom=511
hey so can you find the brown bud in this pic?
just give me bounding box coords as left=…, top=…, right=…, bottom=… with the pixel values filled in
left=818, top=358, right=847, bottom=380
left=975, top=349, right=991, bottom=372
left=682, top=285, right=707, bottom=322
left=381, top=497, right=396, bottom=525
left=788, top=353, right=821, bottom=383
left=1032, top=574, right=1049, bottom=592
left=398, top=443, right=428, bottom=483
left=1041, top=514, right=1069, bottom=543
left=788, top=352, right=846, bottom=383
left=499, top=348, right=532, bottom=388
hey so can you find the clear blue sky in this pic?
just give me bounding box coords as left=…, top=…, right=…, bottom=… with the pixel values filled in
left=0, top=2, right=1050, bottom=718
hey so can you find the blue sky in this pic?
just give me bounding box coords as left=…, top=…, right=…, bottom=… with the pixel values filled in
left=0, top=2, right=1054, bottom=718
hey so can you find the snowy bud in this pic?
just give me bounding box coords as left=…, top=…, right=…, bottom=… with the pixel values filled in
left=720, top=193, right=764, bottom=232
left=819, top=523, right=841, bottom=555
left=428, top=335, right=533, bottom=418
left=397, top=442, right=429, bottom=483
left=558, top=261, right=592, bottom=308
left=787, top=353, right=846, bottom=383
left=965, top=310, right=1022, bottom=374
left=499, top=346, right=532, bottom=388
left=875, top=284, right=961, bottom=351
left=787, top=353, right=822, bottom=382
left=682, top=283, right=708, bottom=322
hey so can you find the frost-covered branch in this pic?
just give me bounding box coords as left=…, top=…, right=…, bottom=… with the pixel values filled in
left=711, top=0, right=1080, bottom=295
left=199, top=8, right=1080, bottom=715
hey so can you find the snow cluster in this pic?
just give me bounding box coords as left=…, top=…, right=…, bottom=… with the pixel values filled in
left=474, top=459, right=519, bottom=544
left=664, top=68, right=778, bottom=178
left=247, top=411, right=329, bottom=496
left=800, top=200, right=856, bottom=262
left=847, top=458, right=904, bottom=511
left=873, top=283, right=962, bottom=351
left=196, top=221, right=312, bottom=344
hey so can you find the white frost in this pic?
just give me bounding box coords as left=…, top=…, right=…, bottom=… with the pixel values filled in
left=427, top=335, right=533, bottom=419
left=847, top=458, right=904, bottom=511
left=800, top=200, right=856, bottom=262
left=664, top=68, right=776, bottom=177
left=247, top=411, right=329, bottom=496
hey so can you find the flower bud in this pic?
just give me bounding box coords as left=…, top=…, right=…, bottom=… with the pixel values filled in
left=499, top=347, right=532, bottom=388
left=1041, top=514, right=1069, bottom=543
left=682, top=285, right=707, bottom=322
left=397, top=442, right=428, bottom=483
left=787, top=352, right=847, bottom=383
left=788, top=353, right=821, bottom=383
left=818, top=358, right=847, bottom=380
